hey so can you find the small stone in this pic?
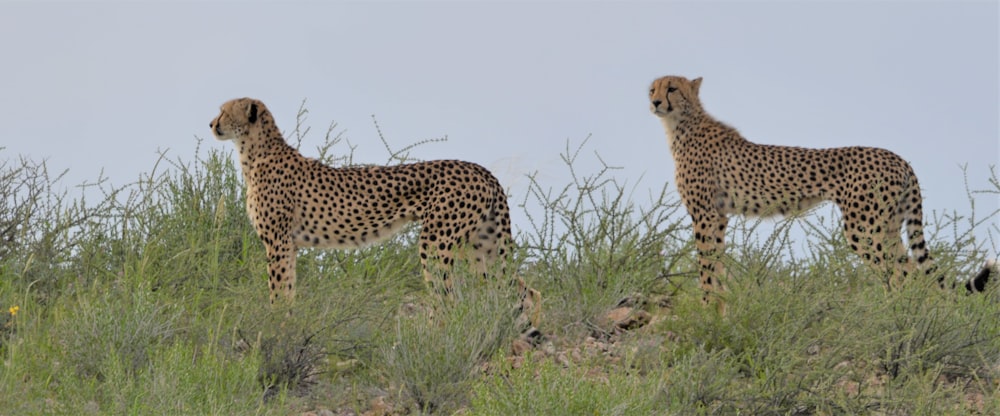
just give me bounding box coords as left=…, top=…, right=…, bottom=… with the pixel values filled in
left=511, top=338, right=532, bottom=356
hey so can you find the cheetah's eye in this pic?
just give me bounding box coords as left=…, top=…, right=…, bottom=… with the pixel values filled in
left=667, top=87, right=678, bottom=93
left=649, top=88, right=654, bottom=96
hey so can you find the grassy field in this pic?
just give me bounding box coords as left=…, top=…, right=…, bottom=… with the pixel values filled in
left=1, top=114, right=998, bottom=415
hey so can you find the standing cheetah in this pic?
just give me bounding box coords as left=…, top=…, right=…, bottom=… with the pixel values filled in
left=209, top=97, right=540, bottom=325
left=648, top=75, right=993, bottom=307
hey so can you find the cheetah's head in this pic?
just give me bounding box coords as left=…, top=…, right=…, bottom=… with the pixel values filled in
left=649, top=75, right=703, bottom=120
left=209, top=98, right=269, bottom=142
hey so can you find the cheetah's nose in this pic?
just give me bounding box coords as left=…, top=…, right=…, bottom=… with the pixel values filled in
left=652, top=100, right=662, bottom=108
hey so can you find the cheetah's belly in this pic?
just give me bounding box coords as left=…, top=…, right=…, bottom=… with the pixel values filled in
left=292, top=216, right=412, bottom=250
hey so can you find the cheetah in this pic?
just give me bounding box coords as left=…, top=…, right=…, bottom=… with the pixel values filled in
left=648, top=75, right=993, bottom=308
left=209, top=97, right=540, bottom=326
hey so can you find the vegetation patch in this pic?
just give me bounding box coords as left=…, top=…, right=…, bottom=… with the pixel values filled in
left=0, top=110, right=997, bottom=414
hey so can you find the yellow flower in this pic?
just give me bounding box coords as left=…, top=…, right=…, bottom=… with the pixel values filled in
left=8, top=306, right=18, bottom=316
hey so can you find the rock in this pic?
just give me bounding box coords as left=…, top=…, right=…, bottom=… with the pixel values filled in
left=511, top=338, right=533, bottom=356
left=364, top=396, right=392, bottom=416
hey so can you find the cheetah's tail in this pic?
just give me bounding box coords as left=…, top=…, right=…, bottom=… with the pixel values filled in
left=901, top=175, right=933, bottom=270
left=900, top=171, right=994, bottom=294
left=965, top=258, right=997, bottom=293
left=489, top=179, right=515, bottom=254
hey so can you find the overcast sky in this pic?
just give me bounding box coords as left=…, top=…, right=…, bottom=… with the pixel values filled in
left=1, top=1, right=997, bottom=254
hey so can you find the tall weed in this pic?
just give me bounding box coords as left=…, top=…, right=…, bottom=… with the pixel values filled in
left=519, top=137, right=688, bottom=337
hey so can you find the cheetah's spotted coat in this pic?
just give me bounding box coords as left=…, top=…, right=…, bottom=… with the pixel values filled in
left=648, top=75, right=992, bottom=308
left=209, top=98, right=539, bottom=325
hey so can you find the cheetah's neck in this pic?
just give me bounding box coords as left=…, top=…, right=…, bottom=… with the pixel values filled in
left=659, top=112, right=709, bottom=150
left=232, top=133, right=298, bottom=185
left=658, top=117, right=682, bottom=148
left=661, top=112, right=747, bottom=149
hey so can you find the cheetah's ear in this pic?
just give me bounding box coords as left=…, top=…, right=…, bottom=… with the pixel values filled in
left=691, top=77, right=703, bottom=95
left=246, top=102, right=258, bottom=124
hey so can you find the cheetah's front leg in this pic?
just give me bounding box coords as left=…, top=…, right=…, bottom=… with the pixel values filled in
left=265, top=235, right=297, bottom=304
left=692, top=211, right=728, bottom=314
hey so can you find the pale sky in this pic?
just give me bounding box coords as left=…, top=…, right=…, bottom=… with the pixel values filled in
left=1, top=1, right=997, bottom=253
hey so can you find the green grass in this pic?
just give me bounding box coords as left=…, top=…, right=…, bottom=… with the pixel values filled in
left=1, top=113, right=998, bottom=415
